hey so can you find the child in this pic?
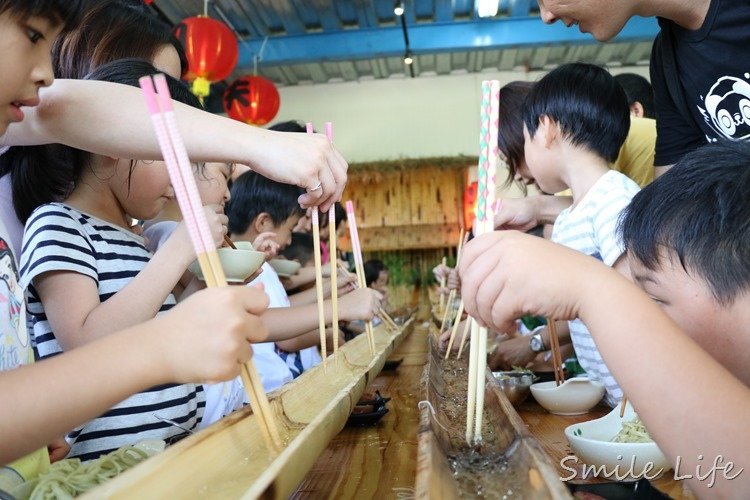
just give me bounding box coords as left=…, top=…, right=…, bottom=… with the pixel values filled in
left=228, top=171, right=383, bottom=377
left=620, top=140, right=750, bottom=387
left=18, top=60, right=225, bottom=460
left=143, top=159, right=286, bottom=428
left=517, top=63, right=638, bottom=406
left=0, top=0, right=269, bottom=478
left=457, top=141, right=750, bottom=497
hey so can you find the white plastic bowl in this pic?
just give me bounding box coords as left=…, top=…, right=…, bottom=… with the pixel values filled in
left=564, top=402, right=670, bottom=481
left=189, top=245, right=265, bottom=283
left=529, top=377, right=605, bottom=415
left=269, top=258, right=302, bottom=278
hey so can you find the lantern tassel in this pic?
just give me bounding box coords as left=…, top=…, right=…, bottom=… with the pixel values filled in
left=191, top=77, right=211, bottom=101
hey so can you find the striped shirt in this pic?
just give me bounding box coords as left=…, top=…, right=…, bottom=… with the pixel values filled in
left=19, top=203, right=204, bottom=460
left=551, top=171, right=640, bottom=407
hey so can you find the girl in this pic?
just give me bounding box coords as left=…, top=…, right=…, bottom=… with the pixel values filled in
left=19, top=59, right=225, bottom=461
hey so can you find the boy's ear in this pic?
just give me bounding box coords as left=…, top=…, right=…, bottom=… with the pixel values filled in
left=254, top=213, right=273, bottom=233
left=539, top=115, right=560, bottom=148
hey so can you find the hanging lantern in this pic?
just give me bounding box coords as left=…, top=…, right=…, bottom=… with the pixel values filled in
left=173, top=16, right=238, bottom=99
left=223, top=76, right=281, bottom=126
left=463, top=181, right=478, bottom=230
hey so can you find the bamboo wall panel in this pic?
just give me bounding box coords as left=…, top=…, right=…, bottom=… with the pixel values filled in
left=341, top=165, right=468, bottom=252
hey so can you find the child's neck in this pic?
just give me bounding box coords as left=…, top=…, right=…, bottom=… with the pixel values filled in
left=64, top=156, right=132, bottom=231
left=559, top=148, right=612, bottom=208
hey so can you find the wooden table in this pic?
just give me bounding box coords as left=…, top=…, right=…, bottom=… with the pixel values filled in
left=292, top=322, right=429, bottom=499
left=517, top=399, right=695, bottom=499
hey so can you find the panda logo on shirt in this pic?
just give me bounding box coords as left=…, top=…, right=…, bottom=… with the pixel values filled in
left=699, top=74, right=750, bottom=142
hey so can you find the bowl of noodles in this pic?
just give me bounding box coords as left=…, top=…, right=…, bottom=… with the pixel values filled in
left=188, top=241, right=265, bottom=283
left=564, top=402, right=671, bottom=481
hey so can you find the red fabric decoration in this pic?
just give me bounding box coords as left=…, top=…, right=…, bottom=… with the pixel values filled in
left=173, top=16, right=238, bottom=97
left=463, top=181, right=478, bottom=230
left=223, top=76, right=281, bottom=126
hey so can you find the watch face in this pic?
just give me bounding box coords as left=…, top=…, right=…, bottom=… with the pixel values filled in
left=530, top=335, right=543, bottom=352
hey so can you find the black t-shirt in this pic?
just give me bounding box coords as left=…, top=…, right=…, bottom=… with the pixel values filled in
left=651, top=0, right=750, bottom=166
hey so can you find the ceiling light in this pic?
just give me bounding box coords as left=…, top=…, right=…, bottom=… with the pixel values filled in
left=394, top=2, right=404, bottom=16
left=404, top=52, right=414, bottom=65
left=476, top=0, right=499, bottom=18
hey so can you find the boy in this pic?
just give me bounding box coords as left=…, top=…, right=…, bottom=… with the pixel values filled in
left=619, top=140, right=750, bottom=387
left=458, top=140, right=750, bottom=496
left=227, top=171, right=382, bottom=379
left=518, top=63, right=638, bottom=406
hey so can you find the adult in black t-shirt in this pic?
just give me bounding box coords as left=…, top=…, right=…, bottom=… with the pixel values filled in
left=537, top=0, right=750, bottom=175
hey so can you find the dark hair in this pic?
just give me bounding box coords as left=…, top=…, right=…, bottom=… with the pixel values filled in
left=281, top=232, right=314, bottom=266
left=523, top=63, right=630, bottom=163
left=2, top=59, right=199, bottom=222
left=0, top=1, right=190, bottom=224
left=497, top=81, right=534, bottom=184
left=619, top=140, right=750, bottom=305
left=334, top=202, right=346, bottom=228
left=53, top=0, right=187, bottom=80
left=0, top=0, right=84, bottom=32
left=268, top=120, right=308, bottom=133
left=364, top=259, right=387, bottom=287
left=613, top=73, right=655, bottom=119
left=227, top=171, right=306, bottom=235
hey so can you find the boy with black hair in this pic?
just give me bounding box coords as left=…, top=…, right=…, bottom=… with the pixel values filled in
left=613, top=73, right=655, bottom=119
left=228, top=171, right=382, bottom=379
left=458, top=140, right=750, bottom=496
left=620, top=140, right=750, bottom=387
left=281, top=232, right=315, bottom=267
left=518, top=63, right=639, bottom=406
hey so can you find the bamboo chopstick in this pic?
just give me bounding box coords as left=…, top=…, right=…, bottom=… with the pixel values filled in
left=223, top=234, right=237, bottom=249
left=456, top=316, right=472, bottom=359
left=439, top=228, right=466, bottom=333
left=346, top=201, right=376, bottom=354
left=140, top=74, right=281, bottom=451
left=306, top=123, right=328, bottom=368
left=329, top=204, right=340, bottom=361
left=444, top=299, right=465, bottom=360
left=547, top=318, right=565, bottom=386
left=619, top=396, right=628, bottom=418
left=438, top=256, right=447, bottom=315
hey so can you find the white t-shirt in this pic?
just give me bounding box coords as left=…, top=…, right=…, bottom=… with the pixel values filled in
left=551, top=170, right=640, bottom=407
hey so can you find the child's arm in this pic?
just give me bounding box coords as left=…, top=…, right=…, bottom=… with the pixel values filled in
left=1, top=79, right=346, bottom=209
left=459, top=231, right=750, bottom=498
left=281, top=262, right=332, bottom=291
left=262, top=287, right=382, bottom=342
left=28, top=207, right=225, bottom=349
left=0, top=286, right=268, bottom=465
left=493, top=196, right=573, bottom=231
left=288, top=273, right=355, bottom=306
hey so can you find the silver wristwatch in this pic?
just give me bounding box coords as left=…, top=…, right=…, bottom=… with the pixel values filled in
left=529, top=332, right=546, bottom=353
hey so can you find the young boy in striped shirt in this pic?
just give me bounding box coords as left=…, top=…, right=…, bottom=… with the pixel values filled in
left=516, top=63, right=639, bottom=406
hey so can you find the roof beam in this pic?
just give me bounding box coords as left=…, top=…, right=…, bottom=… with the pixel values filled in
left=237, top=16, right=659, bottom=69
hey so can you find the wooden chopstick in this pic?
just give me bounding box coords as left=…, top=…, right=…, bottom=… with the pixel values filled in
left=140, top=75, right=281, bottom=451
left=223, top=234, right=237, bottom=249
left=619, top=396, right=628, bottom=418
left=547, top=318, right=564, bottom=386
left=445, top=299, right=465, bottom=360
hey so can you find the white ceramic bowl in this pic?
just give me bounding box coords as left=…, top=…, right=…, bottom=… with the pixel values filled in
left=529, top=377, right=605, bottom=415
left=564, top=402, right=670, bottom=481
left=189, top=244, right=265, bottom=283
left=269, top=258, right=302, bottom=278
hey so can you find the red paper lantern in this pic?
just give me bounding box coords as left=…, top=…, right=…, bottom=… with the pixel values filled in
left=463, top=181, right=478, bottom=230
left=223, top=76, right=281, bottom=126
left=173, top=16, right=238, bottom=98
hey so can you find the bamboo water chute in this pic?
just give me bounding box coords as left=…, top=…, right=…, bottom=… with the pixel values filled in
left=85, top=319, right=415, bottom=499
left=416, top=328, right=572, bottom=499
